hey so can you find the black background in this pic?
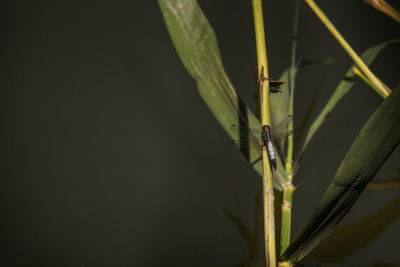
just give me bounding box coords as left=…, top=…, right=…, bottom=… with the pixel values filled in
left=1, top=1, right=400, bottom=266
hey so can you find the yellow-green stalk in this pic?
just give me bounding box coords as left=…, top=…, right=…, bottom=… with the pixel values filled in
left=280, top=185, right=294, bottom=253
left=279, top=261, right=291, bottom=267
left=280, top=1, right=300, bottom=262
left=251, top=0, right=276, bottom=266
left=304, top=0, right=391, bottom=97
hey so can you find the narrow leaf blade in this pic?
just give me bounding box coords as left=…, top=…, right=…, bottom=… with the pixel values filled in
left=282, top=84, right=400, bottom=263
left=301, top=39, right=400, bottom=154
left=271, top=67, right=297, bottom=146
left=158, top=0, right=288, bottom=189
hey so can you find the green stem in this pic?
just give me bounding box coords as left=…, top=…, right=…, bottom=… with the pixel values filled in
left=278, top=261, right=291, bottom=267
left=304, top=0, right=391, bottom=97
left=352, top=67, right=387, bottom=99
left=281, top=0, right=299, bottom=259
left=285, top=0, right=299, bottom=177
left=280, top=185, right=294, bottom=255
left=251, top=0, right=276, bottom=266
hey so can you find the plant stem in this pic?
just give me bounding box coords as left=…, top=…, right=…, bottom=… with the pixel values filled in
left=251, top=0, right=276, bottom=266
left=280, top=184, right=294, bottom=253
left=304, top=0, right=391, bottom=98
left=281, top=0, right=300, bottom=259
left=285, top=0, right=299, bottom=178
left=352, top=67, right=387, bottom=99
left=278, top=261, right=291, bottom=267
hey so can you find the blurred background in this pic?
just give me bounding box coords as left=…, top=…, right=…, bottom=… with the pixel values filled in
left=1, top=0, right=399, bottom=266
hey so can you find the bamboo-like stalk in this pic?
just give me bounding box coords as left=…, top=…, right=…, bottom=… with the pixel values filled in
left=304, top=0, right=391, bottom=98
left=278, top=260, right=291, bottom=267
left=352, top=67, right=388, bottom=99
left=251, top=0, right=276, bottom=266
left=280, top=185, right=294, bottom=252
left=280, top=0, right=300, bottom=261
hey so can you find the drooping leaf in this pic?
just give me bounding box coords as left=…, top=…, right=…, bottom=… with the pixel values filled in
left=271, top=67, right=296, bottom=133
left=311, top=197, right=400, bottom=263
left=158, top=0, right=288, bottom=189
left=272, top=63, right=328, bottom=166
left=301, top=39, right=400, bottom=155
left=281, top=84, right=400, bottom=263
left=270, top=66, right=297, bottom=159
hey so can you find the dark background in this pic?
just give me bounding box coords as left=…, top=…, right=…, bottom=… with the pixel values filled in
left=1, top=1, right=399, bottom=266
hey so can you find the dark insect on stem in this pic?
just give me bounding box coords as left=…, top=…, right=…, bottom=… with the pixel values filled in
left=262, top=125, right=277, bottom=170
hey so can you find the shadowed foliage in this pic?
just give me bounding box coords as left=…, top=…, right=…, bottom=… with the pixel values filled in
left=282, top=84, right=400, bottom=263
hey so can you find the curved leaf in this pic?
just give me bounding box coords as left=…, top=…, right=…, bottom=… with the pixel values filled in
left=301, top=39, right=400, bottom=155
left=270, top=67, right=297, bottom=154
left=281, top=84, right=400, bottom=263
left=158, top=0, right=288, bottom=189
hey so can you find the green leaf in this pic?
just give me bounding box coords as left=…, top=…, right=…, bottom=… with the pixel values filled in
left=301, top=39, right=400, bottom=155
left=311, top=197, right=400, bottom=263
left=270, top=67, right=297, bottom=154
left=158, top=0, right=288, bottom=189
left=281, top=84, right=400, bottom=263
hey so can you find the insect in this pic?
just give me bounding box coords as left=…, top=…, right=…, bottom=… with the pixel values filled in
left=262, top=125, right=277, bottom=170
left=231, top=116, right=294, bottom=172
